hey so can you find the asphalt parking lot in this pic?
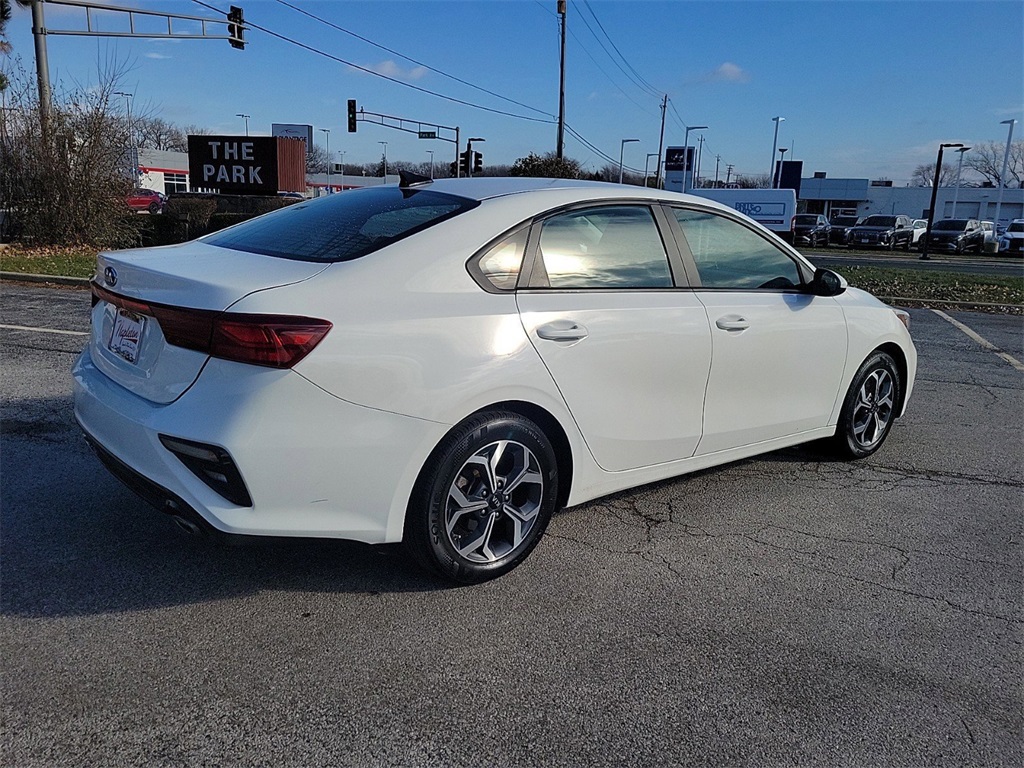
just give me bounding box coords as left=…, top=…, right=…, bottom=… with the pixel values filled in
left=1, top=282, right=1021, bottom=767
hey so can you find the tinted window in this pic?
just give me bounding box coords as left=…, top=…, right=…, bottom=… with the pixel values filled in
left=203, top=187, right=478, bottom=262
left=933, top=219, right=969, bottom=231
left=862, top=216, right=897, bottom=227
left=673, top=209, right=802, bottom=290
left=536, top=206, right=672, bottom=289
left=1008, top=222, right=1024, bottom=233
left=831, top=217, right=859, bottom=226
left=794, top=215, right=818, bottom=225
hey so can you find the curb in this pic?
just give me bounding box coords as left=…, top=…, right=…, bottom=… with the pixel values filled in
left=1, top=271, right=90, bottom=287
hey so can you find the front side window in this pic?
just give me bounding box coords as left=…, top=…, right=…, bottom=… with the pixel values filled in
left=203, top=187, right=478, bottom=262
left=535, top=206, right=672, bottom=289
left=672, top=208, right=802, bottom=290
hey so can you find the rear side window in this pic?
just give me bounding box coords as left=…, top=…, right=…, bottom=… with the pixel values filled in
left=203, top=187, right=478, bottom=262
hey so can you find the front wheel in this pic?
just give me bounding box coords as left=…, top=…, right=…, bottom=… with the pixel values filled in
left=832, top=351, right=902, bottom=459
left=404, top=411, right=560, bottom=584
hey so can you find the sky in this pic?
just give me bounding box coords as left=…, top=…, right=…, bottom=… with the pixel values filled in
left=4, top=0, right=1023, bottom=184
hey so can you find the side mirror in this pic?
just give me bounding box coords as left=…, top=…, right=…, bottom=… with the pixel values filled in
left=808, top=267, right=847, bottom=297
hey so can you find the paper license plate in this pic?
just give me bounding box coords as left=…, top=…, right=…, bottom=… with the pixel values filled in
left=108, top=308, right=147, bottom=364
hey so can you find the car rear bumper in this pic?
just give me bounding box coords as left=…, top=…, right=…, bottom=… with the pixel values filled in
left=73, top=346, right=447, bottom=543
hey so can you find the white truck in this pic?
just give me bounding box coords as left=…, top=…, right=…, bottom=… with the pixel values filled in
left=673, top=187, right=798, bottom=243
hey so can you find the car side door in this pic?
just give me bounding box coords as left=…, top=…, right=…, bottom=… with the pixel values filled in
left=515, top=203, right=712, bottom=472
left=666, top=206, right=849, bottom=455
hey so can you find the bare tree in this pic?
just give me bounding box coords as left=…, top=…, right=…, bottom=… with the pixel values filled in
left=732, top=173, right=772, bottom=189
left=0, top=59, right=139, bottom=246
left=134, top=116, right=187, bottom=152
left=305, top=142, right=329, bottom=174
left=910, top=162, right=957, bottom=187
left=963, top=140, right=1023, bottom=188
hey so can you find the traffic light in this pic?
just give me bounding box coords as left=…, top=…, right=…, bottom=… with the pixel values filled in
left=227, top=6, right=245, bottom=50
left=347, top=100, right=357, bottom=133
left=449, top=161, right=458, bottom=176
left=473, top=151, right=483, bottom=174
left=458, top=151, right=470, bottom=176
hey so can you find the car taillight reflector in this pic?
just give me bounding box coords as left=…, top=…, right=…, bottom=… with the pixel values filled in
left=91, top=282, right=331, bottom=369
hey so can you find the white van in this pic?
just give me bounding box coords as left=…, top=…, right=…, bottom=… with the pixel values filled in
left=684, top=188, right=798, bottom=242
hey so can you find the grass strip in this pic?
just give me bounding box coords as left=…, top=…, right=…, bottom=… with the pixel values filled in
left=0, top=245, right=98, bottom=279
left=820, top=264, right=1023, bottom=307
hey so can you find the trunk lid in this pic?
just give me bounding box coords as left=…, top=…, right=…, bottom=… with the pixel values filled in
left=89, top=241, right=328, bottom=403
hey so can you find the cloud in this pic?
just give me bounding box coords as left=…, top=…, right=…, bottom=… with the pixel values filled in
left=690, top=62, right=750, bottom=85
left=354, top=60, right=427, bottom=81
left=145, top=53, right=172, bottom=60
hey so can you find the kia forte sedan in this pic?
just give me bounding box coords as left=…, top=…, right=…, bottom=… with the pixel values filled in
left=73, top=177, right=916, bottom=583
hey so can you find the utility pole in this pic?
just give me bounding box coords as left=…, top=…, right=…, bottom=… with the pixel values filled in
left=726, top=164, right=734, bottom=185
left=655, top=94, right=668, bottom=189
left=556, top=0, right=566, bottom=159
left=714, top=154, right=721, bottom=187
left=694, top=134, right=705, bottom=189
left=30, top=1, right=52, bottom=130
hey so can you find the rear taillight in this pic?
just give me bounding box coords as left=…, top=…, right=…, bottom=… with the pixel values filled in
left=92, top=283, right=332, bottom=369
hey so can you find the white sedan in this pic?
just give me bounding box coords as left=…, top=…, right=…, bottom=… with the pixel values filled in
left=73, top=176, right=916, bottom=583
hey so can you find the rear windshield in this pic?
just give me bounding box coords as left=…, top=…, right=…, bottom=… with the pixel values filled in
left=203, top=187, right=479, bottom=262
left=933, top=219, right=968, bottom=231
left=1009, top=222, right=1024, bottom=233
left=862, top=216, right=896, bottom=227
left=794, top=215, right=819, bottom=225
left=831, top=217, right=858, bottom=226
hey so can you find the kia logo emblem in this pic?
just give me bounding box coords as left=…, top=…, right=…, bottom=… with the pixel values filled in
left=104, top=266, right=117, bottom=287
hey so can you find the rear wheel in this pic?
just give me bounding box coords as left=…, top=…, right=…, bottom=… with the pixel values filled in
left=148, top=201, right=160, bottom=214
left=404, top=411, right=559, bottom=584
left=831, top=351, right=901, bottom=459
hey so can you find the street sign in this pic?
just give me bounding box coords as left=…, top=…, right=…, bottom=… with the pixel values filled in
left=418, top=131, right=437, bottom=139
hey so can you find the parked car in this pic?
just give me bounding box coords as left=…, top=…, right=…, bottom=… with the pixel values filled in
left=911, top=218, right=928, bottom=245
left=74, top=177, right=917, bottom=583
left=980, top=221, right=997, bottom=250
left=828, top=215, right=861, bottom=247
left=923, top=218, right=985, bottom=254
left=847, top=215, right=915, bottom=250
left=792, top=214, right=831, bottom=248
left=998, top=219, right=1024, bottom=254
left=126, top=188, right=166, bottom=214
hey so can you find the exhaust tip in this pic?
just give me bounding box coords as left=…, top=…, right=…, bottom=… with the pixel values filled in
left=170, top=514, right=203, bottom=537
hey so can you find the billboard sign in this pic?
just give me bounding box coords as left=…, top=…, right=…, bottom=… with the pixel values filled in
left=271, top=123, right=314, bottom=146
left=188, top=135, right=280, bottom=195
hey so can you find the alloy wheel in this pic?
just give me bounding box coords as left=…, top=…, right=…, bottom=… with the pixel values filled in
left=850, top=369, right=894, bottom=449
left=444, top=440, right=544, bottom=564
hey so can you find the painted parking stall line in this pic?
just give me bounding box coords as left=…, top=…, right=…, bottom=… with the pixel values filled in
left=931, top=310, right=1024, bottom=373
left=0, top=323, right=88, bottom=337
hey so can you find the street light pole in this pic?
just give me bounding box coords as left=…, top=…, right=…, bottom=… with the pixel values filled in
left=618, top=138, right=639, bottom=184
left=319, top=128, right=331, bottom=192
left=920, top=142, right=964, bottom=261
left=770, top=116, right=785, bottom=186
left=645, top=153, right=659, bottom=188
left=115, top=91, right=135, bottom=181
left=951, top=146, right=970, bottom=217
left=236, top=113, right=250, bottom=136
left=776, top=147, right=788, bottom=188
left=993, top=119, right=1017, bottom=236
left=379, top=140, right=388, bottom=179
left=682, top=125, right=707, bottom=192
left=339, top=150, right=345, bottom=191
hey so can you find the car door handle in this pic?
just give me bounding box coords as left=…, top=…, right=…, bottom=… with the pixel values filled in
left=536, top=321, right=589, bottom=342
left=716, top=315, right=749, bottom=332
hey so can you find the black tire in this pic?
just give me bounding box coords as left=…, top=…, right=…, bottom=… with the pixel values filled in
left=831, top=351, right=902, bottom=460
left=404, top=411, right=560, bottom=584
left=148, top=201, right=160, bottom=214
left=902, top=237, right=911, bottom=251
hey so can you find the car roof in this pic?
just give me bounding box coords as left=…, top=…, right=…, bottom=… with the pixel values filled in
left=416, top=177, right=731, bottom=210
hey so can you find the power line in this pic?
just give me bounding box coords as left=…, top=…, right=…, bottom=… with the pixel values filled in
left=273, top=0, right=554, bottom=119
left=571, top=0, right=659, bottom=101
left=579, top=0, right=662, bottom=98
left=190, top=0, right=644, bottom=174
left=190, top=0, right=553, bottom=123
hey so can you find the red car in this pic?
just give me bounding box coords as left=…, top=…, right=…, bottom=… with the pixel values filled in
left=126, top=188, right=166, bottom=214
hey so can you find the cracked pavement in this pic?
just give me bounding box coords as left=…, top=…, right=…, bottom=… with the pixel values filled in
left=1, top=283, right=1021, bottom=767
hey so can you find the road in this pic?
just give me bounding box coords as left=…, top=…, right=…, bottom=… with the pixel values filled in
left=1, top=282, right=1022, bottom=767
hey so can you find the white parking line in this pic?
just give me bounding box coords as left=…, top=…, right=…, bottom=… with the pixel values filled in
left=931, top=310, right=1024, bottom=372
left=0, top=323, right=89, bottom=337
